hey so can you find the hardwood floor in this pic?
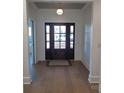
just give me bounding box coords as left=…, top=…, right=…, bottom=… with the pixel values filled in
left=24, top=61, right=98, bottom=93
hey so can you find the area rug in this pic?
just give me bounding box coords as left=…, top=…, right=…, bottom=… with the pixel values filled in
left=48, top=60, right=70, bottom=66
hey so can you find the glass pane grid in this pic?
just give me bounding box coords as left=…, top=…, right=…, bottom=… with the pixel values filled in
left=54, top=34, right=66, bottom=42
left=54, top=41, right=66, bottom=49
left=46, top=24, right=74, bottom=49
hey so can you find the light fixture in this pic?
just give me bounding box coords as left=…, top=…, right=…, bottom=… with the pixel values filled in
left=56, top=9, right=63, bottom=15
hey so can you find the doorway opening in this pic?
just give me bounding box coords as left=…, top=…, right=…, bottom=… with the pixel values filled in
left=45, top=23, right=75, bottom=61
left=28, top=18, right=35, bottom=65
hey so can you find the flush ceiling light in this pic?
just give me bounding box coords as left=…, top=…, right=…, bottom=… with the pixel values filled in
left=56, top=9, right=63, bottom=15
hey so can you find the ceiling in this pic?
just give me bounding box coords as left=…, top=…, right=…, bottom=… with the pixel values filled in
left=34, top=2, right=86, bottom=9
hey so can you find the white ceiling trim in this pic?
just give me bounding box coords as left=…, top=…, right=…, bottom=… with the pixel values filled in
left=27, top=0, right=94, bottom=3
left=34, top=2, right=87, bottom=9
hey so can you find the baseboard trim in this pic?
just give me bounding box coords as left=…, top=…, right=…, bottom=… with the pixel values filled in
left=23, top=77, right=32, bottom=84
left=88, top=75, right=100, bottom=83
left=81, top=61, right=89, bottom=71
left=99, top=83, right=101, bottom=93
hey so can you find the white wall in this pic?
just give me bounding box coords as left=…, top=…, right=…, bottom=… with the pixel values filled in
left=28, top=3, right=38, bottom=20
left=28, top=3, right=38, bottom=64
left=36, top=9, right=84, bottom=61
left=88, top=0, right=101, bottom=83
left=82, top=3, right=92, bottom=70
left=23, top=0, right=31, bottom=84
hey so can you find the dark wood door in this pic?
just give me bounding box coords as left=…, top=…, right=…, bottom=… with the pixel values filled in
left=45, top=23, right=75, bottom=60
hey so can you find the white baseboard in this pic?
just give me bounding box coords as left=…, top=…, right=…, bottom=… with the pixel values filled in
left=23, top=77, right=32, bottom=84
left=88, top=75, right=100, bottom=83
left=99, top=83, right=101, bottom=93
left=81, top=58, right=89, bottom=71
left=81, top=61, right=89, bottom=71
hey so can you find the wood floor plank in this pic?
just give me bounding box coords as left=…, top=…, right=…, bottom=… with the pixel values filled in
left=64, top=67, right=74, bottom=93
left=24, top=61, right=98, bottom=93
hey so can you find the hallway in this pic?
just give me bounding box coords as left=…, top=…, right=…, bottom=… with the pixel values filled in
left=24, top=61, right=98, bottom=93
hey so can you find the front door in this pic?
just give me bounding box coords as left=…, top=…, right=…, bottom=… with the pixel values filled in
left=45, top=23, right=75, bottom=60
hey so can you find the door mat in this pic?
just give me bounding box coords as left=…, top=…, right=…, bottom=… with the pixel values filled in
left=48, top=60, right=71, bottom=66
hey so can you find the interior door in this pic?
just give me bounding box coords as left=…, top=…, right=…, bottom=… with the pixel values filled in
left=45, top=23, right=75, bottom=60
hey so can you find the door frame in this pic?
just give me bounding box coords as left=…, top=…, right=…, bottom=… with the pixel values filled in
left=45, top=22, right=75, bottom=60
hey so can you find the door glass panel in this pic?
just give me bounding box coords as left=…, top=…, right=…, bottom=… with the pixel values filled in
left=60, top=34, right=66, bottom=41
left=60, top=42, right=66, bottom=49
left=60, top=26, right=66, bottom=33
left=54, top=34, right=60, bottom=41
left=54, top=26, right=60, bottom=33
left=46, top=25, right=50, bottom=33
left=70, top=25, right=74, bottom=33
left=70, top=34, right=73, bottom=41
left=54, top=42, right=60, bottom=49
left=46, top=42, right=50, bottom=49
left=46, top=34, right=50, bottom=41
left=70, top=42, right=73, bottom=49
